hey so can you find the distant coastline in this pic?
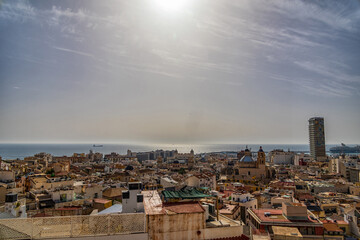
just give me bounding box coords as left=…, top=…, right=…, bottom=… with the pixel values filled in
left=0, top=143, right=355, bottom=160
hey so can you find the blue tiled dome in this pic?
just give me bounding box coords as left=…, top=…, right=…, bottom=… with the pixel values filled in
left=240, top=155, right=254, bottom=162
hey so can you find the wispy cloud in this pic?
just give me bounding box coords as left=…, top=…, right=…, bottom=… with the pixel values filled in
left=267, top=0, right=360, bottom=33
left=294, top=61, right=360, bottom=84
left=0, top=0, right=36, bottom=22
left=1, top=0, right=359, bottom=97
left=53, top=46, right=94, bottom=58
left=269, top=74, right=356, bottom=98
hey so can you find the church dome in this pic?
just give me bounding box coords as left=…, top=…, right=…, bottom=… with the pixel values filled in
left=240, top=155, right=254, bottom=163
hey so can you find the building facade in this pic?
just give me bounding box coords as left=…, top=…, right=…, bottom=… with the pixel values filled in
left=309, top=117, right=326, bottom=161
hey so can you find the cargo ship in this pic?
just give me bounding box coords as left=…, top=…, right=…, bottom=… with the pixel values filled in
left=330, top=143, right=360, bottom=153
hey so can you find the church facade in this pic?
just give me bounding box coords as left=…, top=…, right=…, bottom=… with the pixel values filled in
left=226, top=146, right=267, bottom=182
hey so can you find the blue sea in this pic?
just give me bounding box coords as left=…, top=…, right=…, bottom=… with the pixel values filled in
left=0, top=143, right=342, bottom=160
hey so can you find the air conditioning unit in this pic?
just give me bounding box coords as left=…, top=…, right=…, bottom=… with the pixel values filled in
left=202, top=205, right=209, bottom=220
left=208, top=203, right=215, bottom=214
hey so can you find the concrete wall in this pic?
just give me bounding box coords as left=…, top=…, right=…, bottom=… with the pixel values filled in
left=147, top=212, right=205, bottom=240
left=147, top=212, right=243, bottom=240
left=147, top=225, right=244, bottom=240
left=282, top=203, right=307, bottom=218
left=56, top=233, right=148, bottom=240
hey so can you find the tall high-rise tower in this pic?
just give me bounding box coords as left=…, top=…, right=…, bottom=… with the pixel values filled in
left=308, top=117, right=326, bottom=160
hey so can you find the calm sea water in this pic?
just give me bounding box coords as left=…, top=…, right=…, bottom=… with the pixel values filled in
left=0, top=143, right=341, bottom=160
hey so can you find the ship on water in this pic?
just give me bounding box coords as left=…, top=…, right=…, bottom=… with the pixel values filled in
left=330, top=143, right=360, bottom=153
left=93, top=144, right=103, bottom=147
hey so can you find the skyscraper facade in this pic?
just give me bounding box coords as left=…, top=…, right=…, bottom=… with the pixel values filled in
left=308, top=117, right=326, bottom=160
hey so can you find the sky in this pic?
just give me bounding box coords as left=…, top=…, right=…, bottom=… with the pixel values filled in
left=0, top=0, right=359, bottom=145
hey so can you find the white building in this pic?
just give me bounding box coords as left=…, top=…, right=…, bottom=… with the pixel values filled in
left=122, top=182, right=144, bottom=213
left=231, top=192, right=257, bottom=223
left=268, top=150, right=295, bottom=165
left=4, top=193, right=27, bottom=218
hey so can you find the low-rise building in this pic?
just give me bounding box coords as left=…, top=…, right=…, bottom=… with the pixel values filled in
left=248, top=202, right=324, bottom=239
left=220, top=204, right=240, bottom=220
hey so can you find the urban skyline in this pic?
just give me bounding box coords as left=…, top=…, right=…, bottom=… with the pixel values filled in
left=0, top=0, right=360, bottom=144
left=1, top=1, right=360, bottom=239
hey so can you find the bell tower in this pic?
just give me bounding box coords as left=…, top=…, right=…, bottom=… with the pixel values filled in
left=257, top=146, right=266, bottom=165
left=157, top=156, right=163, bottom=168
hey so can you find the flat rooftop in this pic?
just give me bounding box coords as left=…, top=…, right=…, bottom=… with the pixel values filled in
left=272, top=226, right=302, bottom=237
left=219, top=204, right=238, bottom=214
left=250, top=209, right=320, bottom=224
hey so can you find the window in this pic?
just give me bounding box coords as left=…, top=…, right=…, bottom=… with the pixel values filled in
left=60, top=193, right=67, bottom=202
left=122, top=191, right=130, bottom=199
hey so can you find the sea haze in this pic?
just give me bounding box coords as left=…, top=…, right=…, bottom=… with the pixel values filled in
left=0, top=143, right=343, bottom=160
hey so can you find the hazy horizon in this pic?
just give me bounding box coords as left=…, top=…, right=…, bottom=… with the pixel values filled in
left=0, top=140, right=357, bottom=146
left=1, top=0, right=360, bottom=144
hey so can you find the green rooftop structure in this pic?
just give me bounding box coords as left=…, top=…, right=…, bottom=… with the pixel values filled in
left=161, top=188, right=211, bottom=202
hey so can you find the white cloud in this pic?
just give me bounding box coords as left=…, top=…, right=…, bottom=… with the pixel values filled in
left=53, top=46, right=94, bottom=58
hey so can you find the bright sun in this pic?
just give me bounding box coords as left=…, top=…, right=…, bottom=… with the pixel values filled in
left=154, top=0, right=190, bottom=12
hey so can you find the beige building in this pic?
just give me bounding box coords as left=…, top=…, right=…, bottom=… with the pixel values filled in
left=185, top=173, right=216, bottom=190
left=219, top=204, right=240, bottom=220
left=349, top=185, right=360, bottom=196
left=273, top=226, right=303, bottom=240
left=229, top=147, right=267, bottom=182
left=143, top=190, right=244, bottom=240
left=0, top=170, right=15, bottom=182
left=271, top=195, right=292, bottom=208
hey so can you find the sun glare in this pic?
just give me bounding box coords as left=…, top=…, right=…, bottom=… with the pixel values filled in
left=154, top=0, right=190, bottom=12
